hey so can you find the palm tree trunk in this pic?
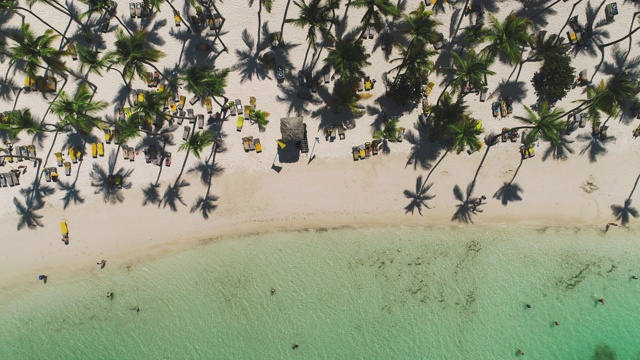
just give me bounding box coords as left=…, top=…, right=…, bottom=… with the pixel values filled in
left=15, top=6, right=69, bottom=42
left=280, top=0, right=292, bottom=35
left=256, top=0, right=263, bottom=51
left=165, top=2, right=193, bottom=34
left=491, top=125, right=536, bottom=143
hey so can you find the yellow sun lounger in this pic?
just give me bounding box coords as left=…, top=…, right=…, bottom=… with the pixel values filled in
left=24, top=76, right=36, bottom=91
left=237, top=116, right=244, bottom=131
left=55, top=152, right=63, bottom=166
left=174, top=10, right=181, bottom=26
left=137, top=90, right=145, bottom=103
left=98, top=142, right=104, bottom=157
left=425, top=82, right=435, bottom=97
left=91, top=143, right=97, bottom=158
left=124, top=107, right=132, bottom=118
left=68, top=147, right=77, bottom=163
left=64, top=161, right=71, bottom=176
left=61, top=221, right=69, bottom=241
left=104, top=129, right=112, bottom=144
left=178, top=95, right=186, bottom=110
left=205, top=97, right=212, bottom=113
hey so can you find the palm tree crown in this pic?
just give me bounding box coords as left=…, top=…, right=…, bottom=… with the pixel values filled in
left=0, top=109, right=43, bottom=139
left=449, top=117, right=483, bottom=154
left=50, top=83, right=108, bottom=134
left=401, top=3, right=440, bottom=49
left=484, top=14, right=532, bottom=65
left=179, top=130, right=215, bottom=159
left=285, top=0, right=338, bottom=50
left=351, top=0, right=399, bottom=34
left=105, top=29, right=165, bottom=83
left=447, top=50, right=495, bottom=95
left=584, top=73, right=637, bottom=120
left=181, top=65, right=230, bottom=98
left=514, top=102, right=565, bottom=146
left=6, top=23, right=68, bottom=78
left=324, top=37, right=370, bottom=81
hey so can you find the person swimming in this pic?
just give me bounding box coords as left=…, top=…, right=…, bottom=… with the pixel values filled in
left=271, top=288, right=276, bottom=294
left=518, top=349, right=524, bottom=355
left=106, top=292, right=113, bottom=299
left=554, top=321, right=559, bottom=326
left=633, top=275, right=638, bottom=280
left=597, top=298, right=605, bottom=305
left=291, top=344, right=299, bottom=349
left=525, top=304, right=532, bottom=309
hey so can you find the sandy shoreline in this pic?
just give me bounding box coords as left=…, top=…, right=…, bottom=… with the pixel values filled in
left=1, top=1, right=640, bottom=289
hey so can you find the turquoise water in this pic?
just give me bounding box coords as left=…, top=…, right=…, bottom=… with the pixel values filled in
left=1, top=226, right=640, bottom=359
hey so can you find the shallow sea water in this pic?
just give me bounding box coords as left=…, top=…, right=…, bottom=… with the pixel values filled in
left=1, top=226, right=640, bottom=359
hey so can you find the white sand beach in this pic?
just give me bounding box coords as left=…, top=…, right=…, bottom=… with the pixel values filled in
left=1, top=0, right=639, bottom=288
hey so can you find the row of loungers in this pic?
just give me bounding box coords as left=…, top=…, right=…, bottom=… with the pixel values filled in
left=0, top=171, right=19, bottom=187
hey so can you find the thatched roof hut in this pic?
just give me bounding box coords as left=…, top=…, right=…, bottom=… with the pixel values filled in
left=280, top=117, right=304, bottom=143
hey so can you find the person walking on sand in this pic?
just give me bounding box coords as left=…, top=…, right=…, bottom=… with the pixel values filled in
left=606, top=222, right=618, bottom=231
left=38, top=275, right=47, bottom=284
left=97, top=260, right=106, bottom=269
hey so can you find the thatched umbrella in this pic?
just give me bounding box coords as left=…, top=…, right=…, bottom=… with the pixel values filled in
left=280, top=117, right=304, bottom=143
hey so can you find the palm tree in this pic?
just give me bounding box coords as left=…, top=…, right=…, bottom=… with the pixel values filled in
left=77, top=44, right=108, bottom=77
left=105, top=29, right=165, bottom=85
left=350, top=0, right=399, bottom=37
left=448, top=117, right=483, bottom=154
left=462, top=22, right=489, bottom=48
left=0, top=108, right=44, bottom=138
left=388, top=45, right=437, bottom=104
left=115, top=114, right=143, bottom=145
left=180, top=64, right=230, bottom=107
left=373, top=116, right=399, bottom=141
left=505, top=101, right=565, bottom=146
left=324, top=36, right=370, bottom=81
left=526, top=32, right=568, bottom=62
left=484, top=14, right=532, bottom=65
left=445, top=50, right=495, bottom=95
left=179, top=130, right=215, bottom=159
left=582, top=73, right=637, bottom=126
left=429, top=92, right=467, bottom=143
left=50, top=83, right=109, bottom=135
left=252, top=109, right=270, bottom=130
left=5, top=23, right=68, bottom=78
left=285, top=0, right=338, bottom=50
left=131, top=88, right=172, bottom=127
left=400, top=3, right=441, bottom=50
left=326, top=80, right=363, bottom=115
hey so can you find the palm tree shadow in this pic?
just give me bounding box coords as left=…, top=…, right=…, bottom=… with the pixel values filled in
left=493, top=157, right=525, bottom=206
left=574, top=1, right=610, bottom=59
left=404, top=175, right=435, bottom=215
left=57, top=179, right=86, bottom=209
left=234, top=29, right=269, bottom=83
left=493, top=79, right=528, bottom=103
left=19, top=179, right=55, bottom=211
left=187, top=161, right=224, bottom=186
left=610, top=173, right=640, bottom=225
left=190, top=194, right=219, bottom=219
left=142, top=182, right=162, bottom=206
left=493, top=182, right=524, bottom=205
left=452, top=183, right=480, bottom=224
left=89, top=150, right=134, bottom=204
left=13, top=197, right=44, bottom=230
left=611, top=199, right=639, bottom=225
left=542, top=135, right=575, bottom=161
left=276, top=84, right=320, bottom=116
left=577, top=131, right=615, bottom=163
left=162, top=179, right=189, bottom=211
left=516, top=0, right=558, bottom=32
left=405, top=117, right=447, bottom=170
